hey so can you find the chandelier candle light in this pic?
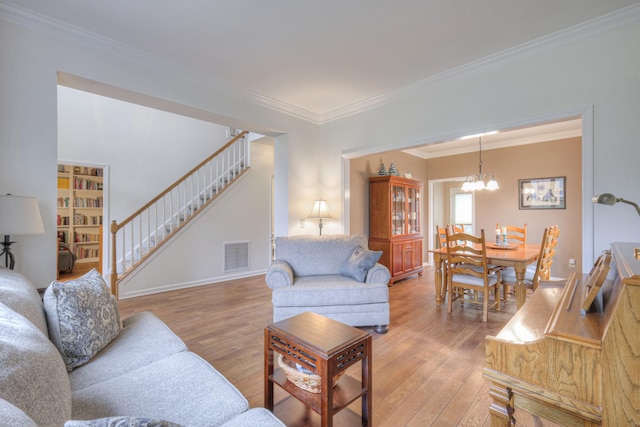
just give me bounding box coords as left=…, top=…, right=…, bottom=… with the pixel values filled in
left=462, top=136, right=499, bottom=192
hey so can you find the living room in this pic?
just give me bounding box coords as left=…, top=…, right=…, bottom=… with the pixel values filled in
left=2, top=2, right=640, bottom=426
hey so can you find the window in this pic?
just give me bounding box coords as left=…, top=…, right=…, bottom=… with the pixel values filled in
left=451, top=190, right=473, bottom=230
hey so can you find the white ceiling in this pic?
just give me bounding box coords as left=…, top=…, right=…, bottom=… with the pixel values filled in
left=3, top=0, right=640, bottom=124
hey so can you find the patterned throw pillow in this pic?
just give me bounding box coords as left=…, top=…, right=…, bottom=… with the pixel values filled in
left=65, top=417, right=183, bottom=427
left=340, top=246, right=383, bottom=282
left=44, top=269, right=121, bottom=371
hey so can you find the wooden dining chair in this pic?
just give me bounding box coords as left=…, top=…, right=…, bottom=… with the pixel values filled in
left=436, top=225, right=448, bottom=249
left=496, top=223, right=527, bottom=245
left=501, top=225, right=560, bottom=305
left=445, top=228, right=501, bottom=322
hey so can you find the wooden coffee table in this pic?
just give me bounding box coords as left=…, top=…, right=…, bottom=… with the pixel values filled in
left=264, top=311, right=372, bottom=427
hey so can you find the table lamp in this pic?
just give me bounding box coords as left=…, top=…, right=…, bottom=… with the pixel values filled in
left=307, top=200, right=332, bottom=236
left=0, top=194, right=45, bottom=269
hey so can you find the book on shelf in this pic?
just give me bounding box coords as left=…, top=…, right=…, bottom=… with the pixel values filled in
left=73, top=177, right=103, bottom=191
left=74, top=247, right=100, bottom=260
left=57, top=215, right=70, bottom=226
left=73, top=196, right=103, bottom=208
left=57, top=230, right=69, bottom=243
left=74, top=232, right=101, bottom=243
left=73, top=166, right=103, bottom=177
left=57, top=177, right=70, bottom=189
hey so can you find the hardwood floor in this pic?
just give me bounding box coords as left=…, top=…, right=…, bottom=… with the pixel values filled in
left=58, top=261, right=99, bottom=281
left=117, top=267, right=552, bottom=426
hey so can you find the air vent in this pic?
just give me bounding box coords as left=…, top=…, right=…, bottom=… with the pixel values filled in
left=224, top=241, right=249, bottom=272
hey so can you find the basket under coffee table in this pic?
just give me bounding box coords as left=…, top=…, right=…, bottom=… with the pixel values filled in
left=264, top=311, right=372, bottom=427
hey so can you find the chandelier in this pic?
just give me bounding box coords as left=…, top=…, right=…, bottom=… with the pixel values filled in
left=462, top=136, right=499, bottom=191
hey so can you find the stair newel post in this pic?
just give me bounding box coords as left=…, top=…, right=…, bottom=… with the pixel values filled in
left=110, top=220, right=119, bottom=298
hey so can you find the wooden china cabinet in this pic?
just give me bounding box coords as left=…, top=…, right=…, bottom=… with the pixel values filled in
left=369, top=175, right=424, bottom=284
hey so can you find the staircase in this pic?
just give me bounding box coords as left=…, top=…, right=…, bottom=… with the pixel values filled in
left=109, top=131, right=250, bottom=296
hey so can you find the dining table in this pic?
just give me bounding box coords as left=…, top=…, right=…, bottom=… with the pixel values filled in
left=429, top=243, right=541, bottom=309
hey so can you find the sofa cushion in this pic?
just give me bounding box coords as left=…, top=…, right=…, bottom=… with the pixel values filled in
left=272, top=275, right=389, bottom=307
left=0, top=301, right=72, bottom=426
left=65, top=417, right=183, bottom=427
left=340, top=246, right=383, bottom=282
left=72, top=351, right=249, bottom=427
left=274, top=234, right=368, bottom=276
left=69, top=312, right=187, bottom=391
left=44, top=269, right=121, bottom=371
left=0, top=268, right=48, bottom=335
left=219, top=408, right=285, bottom=427
left=0, top=397, right=38, bottom=427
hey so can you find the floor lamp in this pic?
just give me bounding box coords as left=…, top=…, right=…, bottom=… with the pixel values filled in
left=593, top=193, right=640, bottom=258
left=0, top=194, right=45, bottom=270
left=308, top=200, right=332, bottom=236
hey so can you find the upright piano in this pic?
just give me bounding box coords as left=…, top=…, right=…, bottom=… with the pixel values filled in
left=484, top=242, right=640, bottom=426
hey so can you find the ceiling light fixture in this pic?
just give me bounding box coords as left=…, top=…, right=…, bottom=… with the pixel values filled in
left=462, top=137, right=499, bottom=191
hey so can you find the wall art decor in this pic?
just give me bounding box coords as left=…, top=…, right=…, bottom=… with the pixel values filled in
left=519, top=176, right=565, bottom=209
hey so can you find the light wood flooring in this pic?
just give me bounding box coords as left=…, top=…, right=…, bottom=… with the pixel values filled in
left=117, top=268, right=552, bottom=426
left=58, top=261, right=99, bottom=281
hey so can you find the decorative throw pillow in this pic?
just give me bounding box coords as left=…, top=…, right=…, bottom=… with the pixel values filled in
left=44, top=269, right=121, bottom=371
left=65, top=417, right=183, bottom=427
left=340, top=246, right=383, bottom=282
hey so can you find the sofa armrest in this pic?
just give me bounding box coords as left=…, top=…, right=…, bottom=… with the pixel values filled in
left=365, top=263, right=391, bottom=285
left=266, top=260, right=294, bottom=289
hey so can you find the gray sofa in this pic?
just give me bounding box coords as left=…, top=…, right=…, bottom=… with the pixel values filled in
left=0, top=267, right=284, bottom=427
left=265, top=234, right=391, bottom=333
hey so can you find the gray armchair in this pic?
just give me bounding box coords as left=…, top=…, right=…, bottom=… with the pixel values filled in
left=265, top=234, right=391, bottom=333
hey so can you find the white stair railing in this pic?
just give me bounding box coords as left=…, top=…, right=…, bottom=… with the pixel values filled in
left=110, top=131, right=250, bottom=296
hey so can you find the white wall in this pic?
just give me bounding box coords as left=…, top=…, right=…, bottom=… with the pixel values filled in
left=1, top=11, right=639, bottom=289
left=58, top=86, right=230, bottom=222
left=326, top=20, right=640, bottom=268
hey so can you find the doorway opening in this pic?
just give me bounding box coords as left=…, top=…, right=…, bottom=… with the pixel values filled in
left=56, top=162, right=107, bottom=279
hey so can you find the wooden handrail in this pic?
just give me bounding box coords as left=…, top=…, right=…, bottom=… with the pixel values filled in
left=109, top=131, right=249, bottom=296
left=115, top=131, right=248, bottom=228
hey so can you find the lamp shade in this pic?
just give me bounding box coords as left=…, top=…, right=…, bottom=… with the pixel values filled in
left=308, top=200, right=332, bottom=219
left=0, top=195, right=45, bottom=235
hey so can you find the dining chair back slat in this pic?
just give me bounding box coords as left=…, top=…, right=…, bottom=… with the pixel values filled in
left=496, top=223, right=527, bottom=245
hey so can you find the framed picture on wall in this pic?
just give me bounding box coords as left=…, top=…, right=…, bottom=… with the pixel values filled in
left=519, top=176, right=566, bottom=209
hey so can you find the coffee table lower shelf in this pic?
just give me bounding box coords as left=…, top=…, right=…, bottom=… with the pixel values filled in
left=270, top=368, right=365, bottom=414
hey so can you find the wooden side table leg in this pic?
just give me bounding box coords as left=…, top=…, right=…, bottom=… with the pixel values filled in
left=321, top=357, right=332, bottom=427
left=362, top=336, right=372, bottom=426
left=264, top=329, right=274, bottom=410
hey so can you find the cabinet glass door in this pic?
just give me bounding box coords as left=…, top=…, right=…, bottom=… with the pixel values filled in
left=408, top=187, right=420, bottom=234
left=392, top=185, right=406, bottom=235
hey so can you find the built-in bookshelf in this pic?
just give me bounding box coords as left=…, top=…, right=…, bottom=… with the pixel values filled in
left=57, top=164, right=104, bottom=264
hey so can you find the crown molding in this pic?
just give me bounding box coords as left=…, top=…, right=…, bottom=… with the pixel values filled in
left=315, top=2, right=640, bottom=125
left=2, top=1, right=639, bottom=126
left=0, top=1, right=245, bottom=102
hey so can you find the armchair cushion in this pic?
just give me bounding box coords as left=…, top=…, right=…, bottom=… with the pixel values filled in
left=340, top=247, right=383, bottom=282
